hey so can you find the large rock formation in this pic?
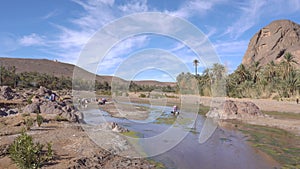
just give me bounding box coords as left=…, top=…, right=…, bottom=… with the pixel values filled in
left=206, top=100, right=264, bottom=120
left=242, top=20, right=300, bottom=67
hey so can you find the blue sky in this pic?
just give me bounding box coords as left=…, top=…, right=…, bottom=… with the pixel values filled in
left=0, top=0, right=300, bottom=82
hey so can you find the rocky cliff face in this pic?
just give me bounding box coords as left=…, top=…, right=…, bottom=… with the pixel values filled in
left=242, top=20, right=300, bottom=67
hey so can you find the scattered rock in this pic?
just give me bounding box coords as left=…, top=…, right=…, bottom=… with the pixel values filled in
left=31, top=95, right=41, bottom=103
left=206, top=100, right=264, bottom=120
left=61, top=111, right=78, bottom=123
left=40, top=101, right=79, bottom=122
left=99, top=122, right=129, bottom=133
left=0, top=86, right=15, bottom=100
left=40, top=102, right=63, bottom=114
left=0, top=144, right=9, bottom=157
left=22, top=103, right=40, bottom=114
left=0, top=110, right=8, bottom=117
left=7, top=108, right=18, bottom=115
left=36, top=86, right=51, bottom=96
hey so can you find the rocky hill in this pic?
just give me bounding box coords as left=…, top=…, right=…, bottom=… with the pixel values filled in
left=242, top=20, right=300, bottom=67
left=0, top=57, right=174, bottom=86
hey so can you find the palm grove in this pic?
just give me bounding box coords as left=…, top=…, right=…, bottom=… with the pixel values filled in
left=177, top=53, right=300, bottom=99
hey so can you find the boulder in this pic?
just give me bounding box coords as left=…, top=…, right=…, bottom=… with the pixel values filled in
left=99, top=122, right=129, bottom=133
left=22, top=103, right=40, bottom=114
left=36, top=86, right=51, bottom=96
left=40, top=101, right=79, bottom=122
left=0, top=86, right=15, bottom=100
left=40, top=102, right=64, bottom=114
left=61, top=111, right=78, bottom=123
left=0, top=110, right=8, bottom=117
left=206, top=100, right=264, bottom=120
left=31, top=95, right=41, bottom=103
left=7, top=108, right=18, bottom=115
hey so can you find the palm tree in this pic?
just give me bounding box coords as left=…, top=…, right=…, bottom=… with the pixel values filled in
left=193, top=59, right=199, bottom=75
left=235, top=64, right=250, bottom=82
left=251, top=61, right=261, bottom=83
left=286, top=70, right=299, bottom=96
left=264, top=61, right=277, bottom=82
left=282, top=52, right=298, bottom=79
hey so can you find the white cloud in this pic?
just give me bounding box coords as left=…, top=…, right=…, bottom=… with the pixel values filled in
left=41, top=10, right=59, bottom=20
left=118, top=0, right=148, bottom=13
left=0, top=33, right=19, bottom=53
left=166, top=0, right=227, bottom=18
left=98, top=35, right=149, bottom=74
left=18, top=33, right=46, bottom=47
left=222, top=0, right=266, bottom=39
left=213, top=40, right=249, bottom=72
left=49, top=0, right=153, bottom=65
left=213, top=40, right=249, bottom=57
left=223, top=0, right=300, bottom=39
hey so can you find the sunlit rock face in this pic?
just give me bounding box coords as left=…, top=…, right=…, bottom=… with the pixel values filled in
left=242, top=20, right=300, bottom=67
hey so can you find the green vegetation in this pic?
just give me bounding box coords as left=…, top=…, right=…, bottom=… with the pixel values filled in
left=24, top=118, right=34, bottom=130
left=54, top=115, right=68, bottom=122
left=22, top=113, right=30, bottom=117
left=198, top=105, right=210, bottom=115
left=129, top=81, right=176, bottom=93
left=9, top=130, right=53, bottom=169
left=139, top=93, right=147, bottom=98
left=27, top=95, right=34, bottom=104
left=122, top=131, right=139, bottom=138
left=238, top=123, right=300, bottom=168
left=36, top=113, right=43, bottom=127
left=179, top=53, right=300, bottom=99
left=0, top=66, right=112, bottom=91
left=263, top=111, right=300, bottom=120
left=0, top=66, right=177, bottom=93
left=148, top=159, right=166, bottom=169
left=164, top=94, right=178, bottom=98
left=155, top=116, right=176, bottom=125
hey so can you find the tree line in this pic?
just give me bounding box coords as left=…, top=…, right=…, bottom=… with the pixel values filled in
left=0, top=66, right=177, bottom=93
left=178, top=53, right=300, bottom=99
left=0, top=66, right=111, bottom=91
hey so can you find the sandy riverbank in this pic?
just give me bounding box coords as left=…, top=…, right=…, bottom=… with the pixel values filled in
left=0, top=113, right=155, bottom=169
left=98, top=93, right=300, bottom=135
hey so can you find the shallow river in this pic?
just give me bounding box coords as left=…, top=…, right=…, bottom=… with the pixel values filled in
left=82, top=103, right=279, bottom=169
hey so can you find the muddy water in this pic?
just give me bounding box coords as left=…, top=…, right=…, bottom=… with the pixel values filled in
left=83, top=104, right=279, bottom=169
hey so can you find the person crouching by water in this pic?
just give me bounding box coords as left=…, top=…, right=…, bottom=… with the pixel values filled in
left=98, top=98, right=107, bottom=105
left=171, top=105, right=179, bottom=116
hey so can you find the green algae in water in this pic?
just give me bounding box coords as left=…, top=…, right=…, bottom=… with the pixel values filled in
left=239, top=123, right=300, bottom=168
left=148, top=159, right=166, bottom=169
left=122, top=131, right=140, bottom=138
left=155, top=117, right=176, bottom=125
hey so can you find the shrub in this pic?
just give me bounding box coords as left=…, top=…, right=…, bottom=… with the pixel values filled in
left=22, top=113, right=30, bottom=117
left=24, top=118, right=34, bottom=130
left=36, top=114, right=43, bottom=127
left=27, top=95, right=34, bottom=104
left=54, top=115, right=68, bottom=122
left=139, top=93, right=147, bottom=98
left=9, top=130, right=53, bottom=169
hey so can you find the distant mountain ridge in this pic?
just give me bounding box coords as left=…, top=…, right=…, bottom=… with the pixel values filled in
left=242, top=19, right=300, bottom=67
left=0, top=57, right=175, bottom=86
